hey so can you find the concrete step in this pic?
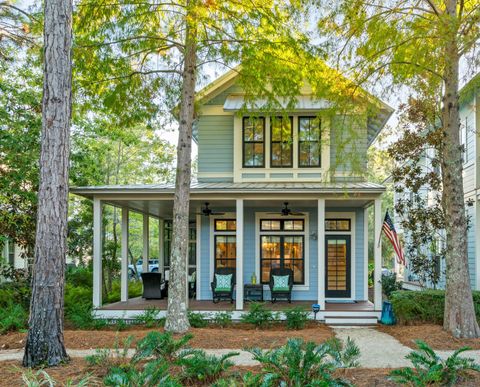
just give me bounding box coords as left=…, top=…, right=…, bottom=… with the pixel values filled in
left=325, top=315, right=378, bottom=325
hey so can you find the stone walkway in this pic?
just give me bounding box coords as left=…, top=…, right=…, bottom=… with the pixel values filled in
left=2, top=327, right=480, bottom=368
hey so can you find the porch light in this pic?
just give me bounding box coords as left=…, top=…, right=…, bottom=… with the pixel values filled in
left=312, top=303, right=320, bottom=320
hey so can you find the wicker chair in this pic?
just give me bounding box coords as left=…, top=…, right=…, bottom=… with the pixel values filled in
left=141, top=272, right=163, bottom=299
left=269, top=268, right=293, bottom=303
left=210, top=268, right=235, bottom=303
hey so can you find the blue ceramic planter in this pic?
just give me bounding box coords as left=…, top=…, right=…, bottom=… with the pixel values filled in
left=380, top=301, right=395, bottom=325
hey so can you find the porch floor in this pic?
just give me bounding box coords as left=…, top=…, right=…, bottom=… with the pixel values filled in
left=99, top=297, right=375, bottom=312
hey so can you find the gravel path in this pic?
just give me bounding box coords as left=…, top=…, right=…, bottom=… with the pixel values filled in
left=2, top=327, right=480, bottom=369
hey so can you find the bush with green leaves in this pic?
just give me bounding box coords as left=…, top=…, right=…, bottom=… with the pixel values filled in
left=104, top=360, right=181, bottom=387
left=212, top=311, right=233, bottom=328
left=389, top=340, right=480, bottom=386
left=284, top=306, right=310, bottom=330
left=248, top=337, right=360, bottom=386
left=381, top=272, right=402, bottom=299
left=133, top=331, right=193, bottom=363
left=176, top=348, right=239, bottom=384
left=188, top=311, right=209, bottom=328
left=86, top=335, right=134, bottom=368
left=240, top=302, right=276, bottom=328
left=135, top=306, right=161, bottom=327
left=20, top=368, right=92, bottom=386
left=213, top=372, right=263, bottom=387
left=0, top=303, right=28, bottom=334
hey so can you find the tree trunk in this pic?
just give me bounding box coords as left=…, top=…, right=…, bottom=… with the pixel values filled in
left=164, top=1, right=197, bottom=334
left=23, top=0, right=72, bottom=367
left=441, top=0, right=480, bottom=339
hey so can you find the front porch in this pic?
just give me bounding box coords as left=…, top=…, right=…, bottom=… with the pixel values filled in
left=72, top=182, right=385, bottom=323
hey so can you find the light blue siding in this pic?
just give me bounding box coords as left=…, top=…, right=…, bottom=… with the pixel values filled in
left=467, top=205, right=476, bottom=288
left=198, top=206, right=366, bottom=301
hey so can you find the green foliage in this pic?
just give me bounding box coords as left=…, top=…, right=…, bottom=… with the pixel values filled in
left=103, top=360, right=181, bottom=387
left=390, top=340, right=480, bottom=386
left=0, top=303, right=28, bottom=334
left=284, top=306, right=310, bottom=330
left=66, top=266, right=93, bottom=288
left=188, top=311, right=209, bottom=328
left=248, top=337, right=359, bottom=386
left=176, top=349, right=238, bottom=384
left=381, top=273, right=402, bottom=299
left=241, top=302, right=276, bottom=328
left=86, top=335, right=133, bottom=368
left=390, top=290, right=480, bottom=325
left=135, top=307, right=161, bottom=328
left=212, top=311, right=233, bottom=328
left=213, top=372, right=263, bottom=387
left=133, top=331, right=193, bottom=363
left=20, top=368, right=92, bottom=387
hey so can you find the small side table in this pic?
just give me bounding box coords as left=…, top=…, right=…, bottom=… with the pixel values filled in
left=244, top=284, right=264, bottom=302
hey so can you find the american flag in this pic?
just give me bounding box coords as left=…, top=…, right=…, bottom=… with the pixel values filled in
left=381, top=211, right=405, bottom=265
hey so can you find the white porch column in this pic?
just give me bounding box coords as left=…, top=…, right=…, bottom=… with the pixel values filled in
left=364, top=206, right=369, bottom=301
left=317, top=198, right=326, bottom=310
left=236, top=199, right=244, bottom=310
left=142, top=214, right=149, bottom=274
left=121, top=207, right=129, bottom=302
left=196, top=214, right=202, bottom=300
left=158, top=218, right=165, bottom=277
left=374, top=198, right=382, bottom=310
left=93, top=197, right=103, bottom=308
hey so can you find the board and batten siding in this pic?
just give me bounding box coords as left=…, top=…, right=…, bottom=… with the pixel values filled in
left=197, top=115, right=234, bottom=180
left=467, top=204, right=477, bottom=289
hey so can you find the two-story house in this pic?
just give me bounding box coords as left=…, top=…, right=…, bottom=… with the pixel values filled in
left=395, top=73, right=480, bottom=291
left=73, top=68, right=394, bottom=324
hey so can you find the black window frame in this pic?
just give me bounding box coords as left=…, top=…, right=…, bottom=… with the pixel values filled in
left=270, top=116, right=293, bottom=168
left=214, top=234, right=237, bottom=270
left=260, top=218, right=304, bottom=232
left=242, top=116, right=265, bottom=168
left=325, top=218, right=351, bottom=231
left=298, top=116, right=322, bottom=168
left=260, top=234, right=305, bottom=284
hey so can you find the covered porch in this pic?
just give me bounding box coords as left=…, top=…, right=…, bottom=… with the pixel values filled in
left=72, top=182, right=385, bottom=323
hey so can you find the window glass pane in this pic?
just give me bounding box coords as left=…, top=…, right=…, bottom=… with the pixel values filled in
left=215, top=219, right=236, bottom=231
left=261, top=259, right=280, bottom=283
left=227, top=220, right=236, bottom=230
left=299, top=117, right=321, bottom=167
left=281, top=144, right=292, bottom=165
left=271, top=117, right=292, bottom=167
left=284, top=236, right=303, bottom=259
left=293, top=220, right=304, bottom=230
left=261, top=236, right=281, bottom=258
left=325, top=219, right=351, bottom=231
left=284, top=259, right=304, bottom=283
left=215, top=220, right=227, bottom=231
left=271, top=143, right=282, bottom=166
left=284, top=220, right=304, bottom=231
left=261, top=220, right=281, bottom=231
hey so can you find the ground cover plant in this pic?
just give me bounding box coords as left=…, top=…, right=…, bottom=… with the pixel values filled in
left=240, top=302, right=277, bottom=328
left=389, top=340, right=480, bottom=386
left=284, top=306, right=310, bottom=330
left=212, top=311, right=233, bottom=328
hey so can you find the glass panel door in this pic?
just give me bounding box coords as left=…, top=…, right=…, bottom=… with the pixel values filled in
left=325, top=235, right=351, bottom=298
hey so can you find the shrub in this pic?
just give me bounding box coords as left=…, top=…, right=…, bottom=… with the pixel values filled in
left=133, top=331, right=193, bottom=363
left=389, top=340, right=480, bottom=386
left=212, top=311, right=233, bottom=328
left=0, top=303, right=28, bottom=333
left=64, top=300, right=107, bottom=330
left=213, top=372, right=262, bottom=387
left=248, top=337, right=359, bottom=386
left=20, top=368, right=92, bottom=386
left=176, top=349, right=239, bottom=384
left=104, top=360, right=181, bottom=387
left=381, top=272, right=402, bottom=299
left=136, top=307, right=161, bottom=328
left=240, top=302, right=275, bottom=328
left=66, top=266, right=93, bottom=288
left=389, top=290, right=480, bottom=324
left=284, top=306, right=309, bottom=330
left=188, top=311, right=209, bottom=328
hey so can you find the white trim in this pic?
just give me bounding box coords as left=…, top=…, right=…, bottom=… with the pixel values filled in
left=93, top=198, right=103, bottom=308
left=364, top=207, right=369, bottom=301
left=197, top=172, right=234, bottom=179
left=121, top=207, right=129, bottom=302
left=196, top=214, right=202, bottom=300
left=254, top=211, right=310, bottom=291
left=324, top=212, right=356, bottom=301
left=158, top=218, right=165, bottom=277
left=374, top=198, right=382, bottom=310
left=142, top=214, right=149, bottom=274
left=198, top=105, right=234, bottom=116
left=475, top=198, right=480, bottom=290
left=317, top=199, right=325, bottom=309
left=236, top=199, right=244, bottom=310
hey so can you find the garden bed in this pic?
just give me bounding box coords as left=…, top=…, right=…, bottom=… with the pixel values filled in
left=377, top=324, right=480, bottom=350
left=0, top=322, right=334, bottom=351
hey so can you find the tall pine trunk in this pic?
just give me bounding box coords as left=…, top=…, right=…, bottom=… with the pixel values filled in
left=164, top=1, right=197, bottom=334
left=23, top=0, right=72, bottom=367
left=441, top=0, right=480, bottom=339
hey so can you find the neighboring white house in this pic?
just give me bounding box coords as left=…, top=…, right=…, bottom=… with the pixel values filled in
left=1, top=239, right=29, bottom=270
left=394, top=74, right=480, bottom=290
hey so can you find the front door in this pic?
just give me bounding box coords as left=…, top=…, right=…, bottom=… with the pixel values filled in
left=325, top=235, right=351, bottom=298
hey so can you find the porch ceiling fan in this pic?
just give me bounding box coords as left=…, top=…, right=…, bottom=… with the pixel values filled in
left=268, top=202, right=303, bottom=216
left=197, top=202, right=225, bottom=217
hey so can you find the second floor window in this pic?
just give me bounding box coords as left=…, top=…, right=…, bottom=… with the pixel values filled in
left=243, top=117, right=265, bottom=167
left=299, top=117, right=321, bottom=167
left=271, top=116, right=293, bottom=167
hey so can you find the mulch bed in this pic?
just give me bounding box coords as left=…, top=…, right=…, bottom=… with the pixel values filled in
left=0, top=322, right=334, bottom=351
left=377, top=324, right=480, bottom=350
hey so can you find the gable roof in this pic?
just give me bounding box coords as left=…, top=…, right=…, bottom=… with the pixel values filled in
left=194, top=66, right=394, bottom=146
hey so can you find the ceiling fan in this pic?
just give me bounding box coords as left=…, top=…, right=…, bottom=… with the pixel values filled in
left=268, top=202, right=303, bottom=216
left=197, top=202, right=225, bottom=217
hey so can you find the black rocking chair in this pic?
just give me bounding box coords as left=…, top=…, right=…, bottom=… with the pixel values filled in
left=141, top=272, right=163, bottom=299
left=269, top=268, right=293, bottom=303
left=211, top=268, right=235, bottom=303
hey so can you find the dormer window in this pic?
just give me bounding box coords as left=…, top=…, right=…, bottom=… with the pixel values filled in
left=271, top=116, right=293, bottom=167
left=243, top=117, right=265, bottom=168
left=299, top=117, right=321, bottom=167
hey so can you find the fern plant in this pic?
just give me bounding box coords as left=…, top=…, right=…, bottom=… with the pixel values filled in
left=188, top=311, right=209, bottom=327
left=213, top=311, right=233, bottom=328
left=240, top=302, right=275, bottom=328
left=20, top=368, right=92, bottom=387
left=389, top=340, right=480, bottom=386
left=248, top=337, right=359, bottom=386
left=284, top=306, right=310, bottom=330
left=176, top=348, right=239, bottom=384
left=133, top=331, right=193, bottom=363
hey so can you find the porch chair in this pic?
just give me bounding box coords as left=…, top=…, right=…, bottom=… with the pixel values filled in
left=211, top=268, right=235, bottom=303
left=141, top=272, right=163, bottom=299
left=269, top=268, right=293, bottom=303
